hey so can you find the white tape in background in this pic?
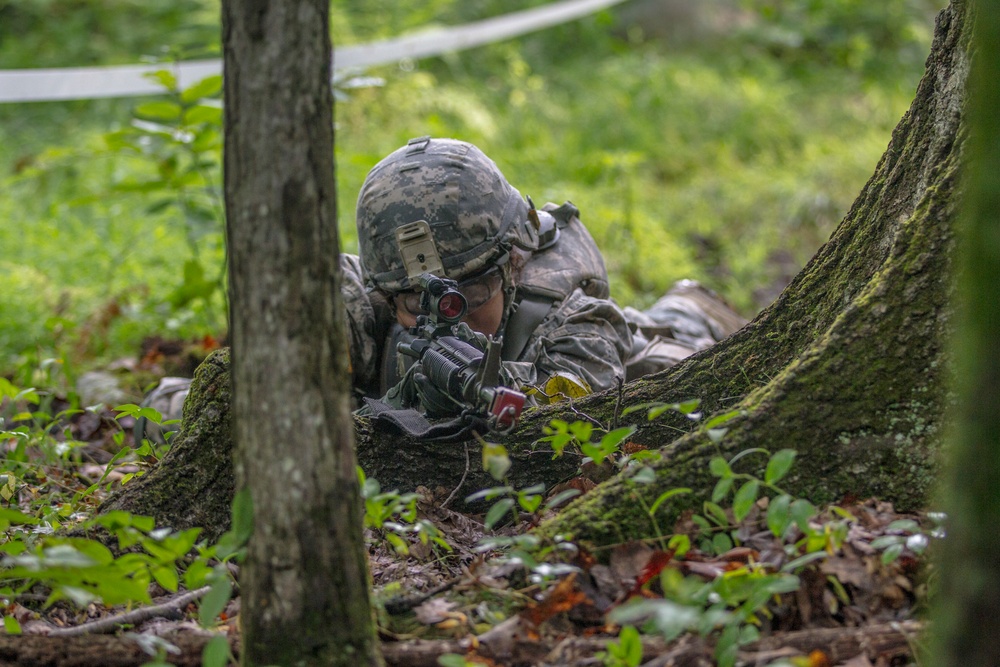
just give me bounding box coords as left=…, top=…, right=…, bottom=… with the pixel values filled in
left=0, top=0, right=627, bottom=104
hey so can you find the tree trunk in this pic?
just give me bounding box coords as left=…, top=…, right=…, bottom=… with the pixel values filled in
left=221, top=1, right=381, bottom=666
left=930, top=1, right=1000, bottom=664
left=540, top=0, right=968, bottom=545
left=101, top=1, right=968, bottom=551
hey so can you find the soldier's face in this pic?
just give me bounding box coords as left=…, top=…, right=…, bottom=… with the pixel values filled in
left=395, top=288, right=505, bottom=336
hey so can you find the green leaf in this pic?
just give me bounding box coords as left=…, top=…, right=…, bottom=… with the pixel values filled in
left=183, top=104, right=223, bottom=125
left=667, top=534, right=691, bottom=558
left=870, top=535, right=905, bottom=550
left=181, top=75, right=223, bottom=103
left=599, top=425, right=637, bottom=452
left=678, top=399, right=702, bottom=415
left=151, top=565, right=179, bottom=593
left=703, top=501, right=730, bottom=527
left=691, top=514, right=711, bottom=533
left=230, top=488, right=254, bottom=546
left=544, top=489, right=580, bottom=510
left=732, top=480, right=760, bottom=521
left=199, top=571, right=233, bottom=628
left=887, top=519, right=921, bottom=533
left=766, top=494, right=793, bottom=537
left=712, top=532, right=733, bottom=554
left=763, top=574, right=801, bottom=595
left=202, top=634, right=230, bottom=667
left=790, top=498, right=817, bottom=531
left=630, top=466, right=657, bottom=484
left=482, top=442, right=511, bottom=481
left=0, top=507, right=38, bottom=526
left=739, top=624, right=760, bottom=644
left=437, top=654, right=469, bottom=667
left=705, top=410, right=742, bottom=429
left=618, top=625, right=642, bottom=665
left=709, top=456, right=732, bottom=478
left=465, top=486, right=513, bottom=503
left=385, top=532, right=408, bottom=555
left=517, top=493, right=542, bottom=514
left=712, top=476, right=734, bottom=503
left=135, top=101, right=182, bottom=121
left=764, top=449, right=797, bottom=484
left=609, top=599, right=699, bottom=644
left=3, top=615, right=21, bottom=634
left=781, top=551, right=828, bottom=572
left=484, top=498, right=515, bottom=530
left=184, top=559, right=213, bottom=590
left=715, top=621, right=740, bottom=667
left=707, top=428, right=729, bottom=443
left=143, top=69, right=177, bottom=91
left=649, top=487, right=692, bottom=516
left=882, top=542, right=905, bottom=564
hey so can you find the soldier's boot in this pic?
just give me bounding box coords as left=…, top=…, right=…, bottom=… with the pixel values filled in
left=134, top=376, right=192, bottom=445
left=624, top=280, right=747, bottom=381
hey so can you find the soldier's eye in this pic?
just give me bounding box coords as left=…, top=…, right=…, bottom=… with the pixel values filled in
left=457, top=268, right=502, bottom=310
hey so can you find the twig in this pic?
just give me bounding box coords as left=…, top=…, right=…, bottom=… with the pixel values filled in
left=383, top=577, right=460, bottom=616
left=441, top=441, right=471, bottom=510
left=612, top=376, right=624, bottom=430
left=1, top=593, right=49, bottom=603
left=48, top=586, right=211, bottom=637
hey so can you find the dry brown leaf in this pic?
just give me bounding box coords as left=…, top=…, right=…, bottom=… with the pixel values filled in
left=521, top=574, right=589, bottom=627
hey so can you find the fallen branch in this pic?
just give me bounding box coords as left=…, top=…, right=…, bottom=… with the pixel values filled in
left=378, top=620, right=925, bottom=667
left=47, top=586, right=211, bottom=638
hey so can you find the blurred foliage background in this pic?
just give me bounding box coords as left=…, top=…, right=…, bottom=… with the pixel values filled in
left=0, top=0, right=945, bottom=378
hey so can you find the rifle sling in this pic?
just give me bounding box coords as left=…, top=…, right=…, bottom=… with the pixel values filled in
left=363, top=397, right=486, bottom=443
left=501, top=294, right=554, bottom=362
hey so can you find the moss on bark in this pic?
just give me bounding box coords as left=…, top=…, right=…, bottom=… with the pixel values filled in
left=540, top=0, right=969, bottom=547
left=99, top=348, right=235, bottom=543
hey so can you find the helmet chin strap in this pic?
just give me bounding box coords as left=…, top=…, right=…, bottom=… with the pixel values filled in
left=494, top=253, right=519, bottom=339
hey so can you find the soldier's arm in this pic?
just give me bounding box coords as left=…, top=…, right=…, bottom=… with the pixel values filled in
left=339, top=254, right=389, bottom=396
left=517, top=289, right=633, bottom=394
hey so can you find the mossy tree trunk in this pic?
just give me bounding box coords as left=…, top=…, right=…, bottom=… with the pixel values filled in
left=930, top=1, right=1000, bottom=664
left=103, top=1, right=969, bottom=552
left=540, top=0, right=969, bottom=545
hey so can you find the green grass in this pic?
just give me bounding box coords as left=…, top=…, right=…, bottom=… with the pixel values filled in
left=0, top=0, right=943, bottom=373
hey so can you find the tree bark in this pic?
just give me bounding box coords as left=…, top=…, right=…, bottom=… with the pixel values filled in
left=101, top=2, right=968, bottom=551
left=930, top=1, right=1000, bottom=664
left=221, top=1, right=381, bottom=666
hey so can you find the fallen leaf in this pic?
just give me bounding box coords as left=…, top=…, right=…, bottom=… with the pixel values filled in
left=521, top=574, right=589, bottom=627
left=414, top=598, right=458, bottom=625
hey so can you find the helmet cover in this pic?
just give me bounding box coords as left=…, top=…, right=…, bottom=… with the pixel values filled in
left=356, top=137, right=529, bottom=292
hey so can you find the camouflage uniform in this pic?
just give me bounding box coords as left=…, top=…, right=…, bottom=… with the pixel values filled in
left=347, top=136, right=635, bottom=398
left=138, top=138, right=744, bottom=439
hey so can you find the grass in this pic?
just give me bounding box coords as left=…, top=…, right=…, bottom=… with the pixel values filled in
left=0, top=0, right=943, bottom=373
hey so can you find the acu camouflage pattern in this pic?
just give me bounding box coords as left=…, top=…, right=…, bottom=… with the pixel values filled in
left=343, top=197, right=635, bottom=397
left=356, top=137, right=529, bottom=293
left=517, top=201, right=610, bottom=301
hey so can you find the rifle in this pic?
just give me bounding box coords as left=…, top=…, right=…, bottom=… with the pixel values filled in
left=383, top=272, right=527, bottom=435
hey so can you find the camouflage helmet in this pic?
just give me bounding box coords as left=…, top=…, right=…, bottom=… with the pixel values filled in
left=356, top=136, right=530, bottom=293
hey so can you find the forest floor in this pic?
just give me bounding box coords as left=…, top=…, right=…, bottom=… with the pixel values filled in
left=1, top=341, right=935, bottom=667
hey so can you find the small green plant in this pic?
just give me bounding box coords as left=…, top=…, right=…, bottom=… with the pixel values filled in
left=596, top=624, right=644, bottom=667
left=870, top=517, right=934, bottom=564
left=0, top=511, right=201, bottom=608
left=358, top=467, right=451, bottom=556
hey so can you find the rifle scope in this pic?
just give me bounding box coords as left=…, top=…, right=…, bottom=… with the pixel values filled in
left=417, top=273, right=468, bottom=324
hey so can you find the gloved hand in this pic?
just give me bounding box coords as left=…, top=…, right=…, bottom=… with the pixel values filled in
left=413, top=367, right=462, bottom=418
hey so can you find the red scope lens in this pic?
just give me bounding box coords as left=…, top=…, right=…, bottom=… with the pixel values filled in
left=437, top=293, right=466, bottom=320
